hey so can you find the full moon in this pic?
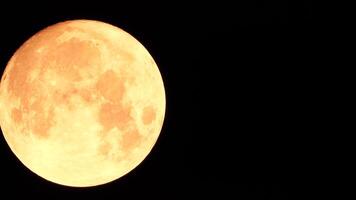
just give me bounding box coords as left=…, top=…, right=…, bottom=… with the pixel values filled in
left=0, top=20, right=165, bottom=187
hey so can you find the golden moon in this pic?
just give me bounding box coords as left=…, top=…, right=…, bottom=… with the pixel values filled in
left=0, top=20, right=165, bottom=187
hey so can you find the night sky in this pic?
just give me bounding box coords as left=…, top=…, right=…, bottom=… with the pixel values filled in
left=0, top=1, right=313, bottom=199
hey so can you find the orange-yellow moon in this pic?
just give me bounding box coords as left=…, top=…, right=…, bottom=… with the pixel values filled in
left=0, top=20, right=165, bottom=187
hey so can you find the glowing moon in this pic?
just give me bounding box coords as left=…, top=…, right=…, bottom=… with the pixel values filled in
left=0, top=20, right=165, bottom=187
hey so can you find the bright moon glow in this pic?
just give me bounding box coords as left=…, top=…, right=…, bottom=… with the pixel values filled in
left=0, top=20, right=166, bottom=187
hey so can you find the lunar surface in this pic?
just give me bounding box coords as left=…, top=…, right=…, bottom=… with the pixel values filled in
left=0, top=20, right=165, bottom=187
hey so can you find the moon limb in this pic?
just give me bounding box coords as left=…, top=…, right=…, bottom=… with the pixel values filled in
left=0, top=20, right=165, bottom=187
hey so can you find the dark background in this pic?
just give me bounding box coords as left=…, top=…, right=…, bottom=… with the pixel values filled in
left=0, top=1, right=313, bottom=199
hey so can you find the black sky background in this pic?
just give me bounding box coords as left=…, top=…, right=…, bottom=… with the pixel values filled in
left=0, top=1, right=313, bottom=199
